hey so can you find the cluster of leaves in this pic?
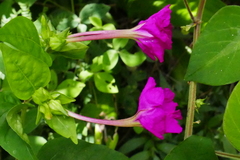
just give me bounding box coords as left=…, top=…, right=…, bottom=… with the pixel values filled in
left=0, top=0, right=240, bottom=160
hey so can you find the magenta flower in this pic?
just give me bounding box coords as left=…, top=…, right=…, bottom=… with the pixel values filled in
left=67, top=77, right=182, bottom=139
left=136, top=77, right=182, bottom=139
left=67, top=5, right=172, bottom=62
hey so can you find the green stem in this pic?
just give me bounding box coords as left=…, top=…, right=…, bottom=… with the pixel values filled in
left=70, top=0, right=75, bottom=13
left=215, top=151, right=240, bottom=160
left=183, top=0, right=195, bottom=22
left=184, top=0, right=206, bottom=140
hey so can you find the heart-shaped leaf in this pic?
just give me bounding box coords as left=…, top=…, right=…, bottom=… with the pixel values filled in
left=223, top=81, right=240, bottom=151
left=185, top=6, right=240, bottom=85
left=0, top=17, right=51, bottom=99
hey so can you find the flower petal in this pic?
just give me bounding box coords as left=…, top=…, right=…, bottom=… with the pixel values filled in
left=135, top=5, right=172, bottom=62
left=139, top=78, right=164, bottom=110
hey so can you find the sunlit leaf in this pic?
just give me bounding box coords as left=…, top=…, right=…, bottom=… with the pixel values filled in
left=56, top=79, right=85, bottom=98
left=119, top=50, right=146, bottom=67
left=46, top=115, right=78, bottom=144
left=6, top=104, right=30, bottom=143
left=0, top=17, right=51, bottom=99
left=185, top=6, right=240, bottom=85
left=94, top=72, right=118, bottom=93
left=223, top=81, right=240, bottom=151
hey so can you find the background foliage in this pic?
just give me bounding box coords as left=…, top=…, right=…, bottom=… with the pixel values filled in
left=0, top=0, right=240, bottom=160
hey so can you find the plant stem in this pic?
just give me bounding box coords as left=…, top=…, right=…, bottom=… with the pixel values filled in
left=215, top=151, right=240, bottom=160
left=184, top=0, right=206, bottom=140
left=183, top=0, right=195, bottom=22
left=70, top=0, right=75, bottom=13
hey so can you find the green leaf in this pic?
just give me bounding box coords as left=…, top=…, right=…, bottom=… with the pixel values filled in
left=164, top=136, right=218, bottom=160
left=37, top=137, right=129, bottom=160
left=223, top=81, right=240, bottom=151
left=0, top=0, right=13, bottom=18
left=58, top=42, right=88, bottom=59
left=23, top=108, right=39, bottom=134
left=32, top=87, right=51, bottom=105
left=0, top=17, right=52, bottom=66
left=46, top=115, right=78, bottom=144
left=6, top=104, right=30, bottom=143
left=112, top=38, right=129, bottom=50
left=89, top=16, right=102, bottom=28
left=0, top=91, right=20, bottom=115
left=185, top=6, right=240, bottom=85
left=0, top=113, right=37, bottom=160
left=56, top=79, right=85, bottom=98
left=0, top=17, right=51, bottom=99
left=94, top=72, right=118, bottom=93
left=51, top=91, right=75, bottom=104
left=79, top=3, right=110, bottom=24
left=102, top=49, right=119, bottom=71
left=91, top=55, right=104, bottom=72
left=49, top=9, right=80, bottom=31
left=119, top=50, right=146, bottom=67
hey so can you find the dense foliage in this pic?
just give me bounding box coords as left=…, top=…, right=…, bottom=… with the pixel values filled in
left=0, top=0, right=240, bottom=160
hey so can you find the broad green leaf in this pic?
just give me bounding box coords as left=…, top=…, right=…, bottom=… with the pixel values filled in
left=6, top=104, right=30, bottom=143
left=46, top=115, right=78, bottom=144
left=223, top=81, right=240, bottom=151
left=37, top=137, right=129, bottom=160
left=164, top=136, right=218, bottom=160
left=79, top=3, right=110, bottom=24
left=119, top=50, right=146, bottom=67
left=0, top=113, right=37, bottom=160
left=185, top=6, right=240, bottom=85
left=49, top=9, right=80, bottom=31
left=113, top=38, right=129, bottom=50
left=102, top=49, right=119, bottom=71
left=0, top=43, right=51, bottom=100
left=56, top=79, right=85, bottom=98
left=94, top=72, right=118, bottom=93
left=89, top=16, right=102, bottom=28
left=0, top=17, right=51, bottom=99
left=0, top=17, right=52, bottom=66
left=0, top=91, right=20, bottom=115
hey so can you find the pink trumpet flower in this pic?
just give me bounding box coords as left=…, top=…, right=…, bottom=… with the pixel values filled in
left=68, top=77, right=182, bottom=139
left=67, top=5, right=172, bottom=62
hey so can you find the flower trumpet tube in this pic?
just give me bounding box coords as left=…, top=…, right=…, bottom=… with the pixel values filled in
left=67, top=77, right=182, bottom=139
left=67, top=5, right=172, bottom=62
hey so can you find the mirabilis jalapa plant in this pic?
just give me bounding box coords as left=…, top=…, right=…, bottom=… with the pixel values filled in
left=68, top=77, right=182, bottom=139
left=66, top=5, right=182, bottom=139
left=67, top=5, right=172, bottom=63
